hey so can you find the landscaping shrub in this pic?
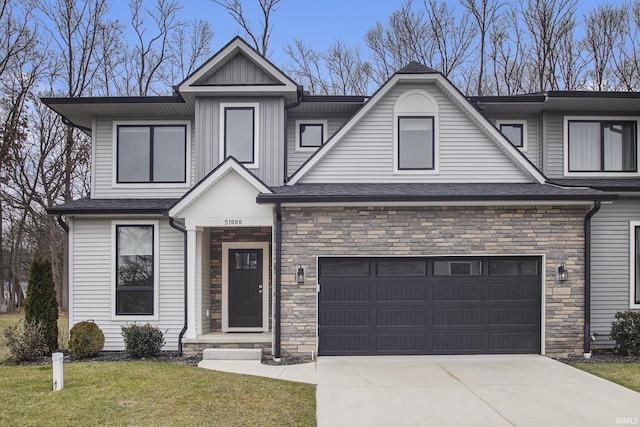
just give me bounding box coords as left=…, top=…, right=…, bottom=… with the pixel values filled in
left=24, top=257, right=59, bottom=353
left=3, top=321, right=49, bottom=361
left=610, top=310, right=640, bottom=356
left=69, top=321, right=105, bottom=359
left=121, top=323, right=165, bottom=358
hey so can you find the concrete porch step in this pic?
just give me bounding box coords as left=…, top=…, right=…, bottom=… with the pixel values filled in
left=202, top=348, right=263, bottom=361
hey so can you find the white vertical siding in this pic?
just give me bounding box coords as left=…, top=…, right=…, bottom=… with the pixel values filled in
left=194, top=96, right=285, bottom=186
left=71, top=217, right=185, bottom=351
left=591, top=198, right=640, bottom=348
left=286, top=116, right=350, bottom=177
left=92, top=117, right=195, bottom=198
left=544, top=113, right=564, bottom=178
left=203, top=53, right=278, bottom=85
left=300, top=83, right=532, bottom=183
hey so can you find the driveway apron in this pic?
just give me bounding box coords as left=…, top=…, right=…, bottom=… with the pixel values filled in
left=316, top=355, right=640, bottom=427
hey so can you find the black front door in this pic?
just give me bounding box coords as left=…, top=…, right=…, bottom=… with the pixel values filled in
left=228, top=249, right=263, bottom=328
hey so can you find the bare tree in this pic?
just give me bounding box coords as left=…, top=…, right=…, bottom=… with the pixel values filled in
left=424, top=0, right=475, bottom=79
left=212, top=0, right=282, bottom=57
left=611, top=2, right=640, bottom=91
left=128, top=0, right=183, bottom=96
left=459, top=0, right=504, bottom=95
left=365, top=0, right=434, bottom=86
left=163, top=18, right=214, bottom=86
left=556, top=21, right=587, bottom=90
left=487, top=7, right=527, bottom=95
left=284, top=39, right=329, bottom=95
left=521, top=0, right=578, bottom=92
left=583, top=3, right=626, bottom=91
left=0, top=0, right=41, bottom=311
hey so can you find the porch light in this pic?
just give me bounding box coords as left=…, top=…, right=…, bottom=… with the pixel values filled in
left=557, top=262, right=568, bottom=282
left=297, top=266, right=305, bottom=284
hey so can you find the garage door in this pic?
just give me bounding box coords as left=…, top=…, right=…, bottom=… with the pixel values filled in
left=318, top=256, right=541, bottom=356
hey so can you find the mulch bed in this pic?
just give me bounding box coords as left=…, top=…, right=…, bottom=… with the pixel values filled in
left=1, top=351, right=201, bottom=367
left=556, top=349, right=640, bottom=364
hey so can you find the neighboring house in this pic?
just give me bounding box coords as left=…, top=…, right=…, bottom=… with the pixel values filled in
left=44, top=37, right=637, bottom=361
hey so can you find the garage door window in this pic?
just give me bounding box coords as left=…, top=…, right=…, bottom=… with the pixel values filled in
left=434, top=260, right=482, bottom=276
left=319, top=259, right=370, bottom=277
left=377, top=260, right=426, bottom=276
left=489, top=260, right=538, bottom=275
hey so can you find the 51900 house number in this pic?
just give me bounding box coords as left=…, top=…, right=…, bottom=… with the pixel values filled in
left=224, top=219, right=243, bottom=225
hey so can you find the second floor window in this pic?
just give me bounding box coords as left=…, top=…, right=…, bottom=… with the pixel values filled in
left=117, top=125, right=187, bottom=183
left=568, top=120, right=637, bottom=172
left=398, top=116, right=435, bottom=170
left=499, top=123, right=524, bottom=148
left=224, top=106, right=256, bottom=164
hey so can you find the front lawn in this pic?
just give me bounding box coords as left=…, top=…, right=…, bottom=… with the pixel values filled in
left=0, top=362, right=316, bottom=426
left=569, top=362, right=640, bottom=393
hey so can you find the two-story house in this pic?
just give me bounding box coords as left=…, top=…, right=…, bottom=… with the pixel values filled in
left=46, top=37, right=634, bottom=361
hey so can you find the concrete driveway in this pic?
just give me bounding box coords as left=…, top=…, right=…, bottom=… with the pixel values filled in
left=316, top=355, right=640, bottom=427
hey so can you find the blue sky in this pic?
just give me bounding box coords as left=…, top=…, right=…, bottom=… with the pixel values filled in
left=113, top=0, right=623, bottom=67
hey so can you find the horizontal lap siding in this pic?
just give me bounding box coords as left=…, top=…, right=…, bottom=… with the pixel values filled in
left=301, top=83, right=531, bottom=183
left=591, top=198, right=640, bottom=348
left=287, top=116, right=349, bottom=177
left=71, top=218, right=185, bottom=350
left=93, top=117, right=195, bottom=198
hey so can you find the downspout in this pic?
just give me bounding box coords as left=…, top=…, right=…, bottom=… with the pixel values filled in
left=584, top=200, right=601, bottom=358
left=283, top=87, right=303, bottom=183
left=169, top=218, right=188, bottom=356
left=274, top=203, right=282, bottom=361
left=56, top=214, right=69, bottom=233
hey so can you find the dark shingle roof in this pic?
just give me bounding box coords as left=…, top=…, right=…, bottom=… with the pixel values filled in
left=47, top=198, right=178, bottom=215
left=396, top=62, right=439, bottom=74
left=256, top=183, right=615, bottom=204
left=548, top=179, right=640, bottom=192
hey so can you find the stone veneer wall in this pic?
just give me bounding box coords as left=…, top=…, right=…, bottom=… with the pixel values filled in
left=208, top=227, right=272, bottom=332
left=279, top=205, right=589, bottom=360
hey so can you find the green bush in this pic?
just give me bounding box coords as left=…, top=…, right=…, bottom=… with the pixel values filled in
left=3, top=321, right=49, bottom=362
left=69, top=321, right=105, bottom=359
left=121, top=323, right=165, bottom=358
left=610, top=310, right=640, bottom=356
left=24, top=257, right=59, bottom=353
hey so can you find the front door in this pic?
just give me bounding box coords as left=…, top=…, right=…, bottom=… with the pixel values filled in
left=228, top=249, right=263, bottom=328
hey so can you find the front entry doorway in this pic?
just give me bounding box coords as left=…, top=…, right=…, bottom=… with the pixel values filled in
left=222, top=242, right=269, bottom=331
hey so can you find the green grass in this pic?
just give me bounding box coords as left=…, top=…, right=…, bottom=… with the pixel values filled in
left=0, top=362, right=316, bottom=426
left=569, top=362, right=640, bottom=393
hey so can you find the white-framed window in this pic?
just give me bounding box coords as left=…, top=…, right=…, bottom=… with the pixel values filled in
left=112, top=220, right=159, bottom=319
left=112, top=120, right=191, bottom=188
left=496, top=119, right=527, bottom=150
left=220, top=102, right=259, bottom=168
left=393, top=89, right=439, bottom=174
left=564, top=116, right=639, bottom=177
left=629, top=221, right=640, bottom=308
left=295, top=119, right=327, bottom=151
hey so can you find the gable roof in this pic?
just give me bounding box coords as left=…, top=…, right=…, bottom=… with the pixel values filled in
left=177, top=36, right=299, bottom=97
left=287, top=68, right=547, bottom=185
left=168, top=156, right=272, bottom=218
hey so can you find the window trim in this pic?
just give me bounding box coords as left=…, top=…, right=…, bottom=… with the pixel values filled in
left=295, top=119, right=328, bottom=152
left=219, top=102, right=260, bottom=169
left=392, top=89, right=440, bottom=175
left=629, top=221, right=640, bottom=309
left=111, top=220, right=160, bottom=320
left=496, top=119, right=527, bottom=151
left=112, top=120, right=191, bottom=189
left=563, top=116, right=640, bottom=177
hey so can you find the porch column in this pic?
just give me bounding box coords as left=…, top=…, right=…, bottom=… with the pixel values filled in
left=185, top=228, right=198, bottom=339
